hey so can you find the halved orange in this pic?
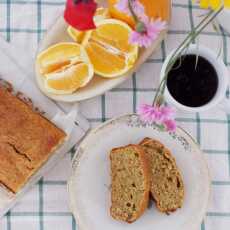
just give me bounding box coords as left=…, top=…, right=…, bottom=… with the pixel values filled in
left=67, top=7, right=110, bottom=43
left=82, top=19, right=138, bottom=78
left=36, top=43, right=94, bottom=94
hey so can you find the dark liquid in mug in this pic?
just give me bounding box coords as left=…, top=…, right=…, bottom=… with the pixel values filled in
left=166, top=55, right=218, bottom=107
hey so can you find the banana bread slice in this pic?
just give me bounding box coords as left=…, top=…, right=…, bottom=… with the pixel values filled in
left=140, top=138, right=184, bottom=214
left=110, top=144, right=150, bottom=223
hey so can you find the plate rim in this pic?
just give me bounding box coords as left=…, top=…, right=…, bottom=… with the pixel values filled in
left=67, top=113, right=211, bottom=230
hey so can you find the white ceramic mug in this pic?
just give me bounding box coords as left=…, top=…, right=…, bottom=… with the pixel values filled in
left=160, top=44, right=230, bottom=113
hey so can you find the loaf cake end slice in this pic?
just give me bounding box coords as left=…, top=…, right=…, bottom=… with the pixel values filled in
left=110, top=144, right=150, bottom=223
left=140, top=138, right=184, bottom=214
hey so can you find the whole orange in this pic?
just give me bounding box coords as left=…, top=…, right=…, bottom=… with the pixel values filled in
left=108, top=0, right=171, bottom=28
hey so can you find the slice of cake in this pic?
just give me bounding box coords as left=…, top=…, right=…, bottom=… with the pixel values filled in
left=0, top=87, right=66, bottom=193
left=140, top=138, right=184, bottom=214
left=110, top=144, right=150, bottom=223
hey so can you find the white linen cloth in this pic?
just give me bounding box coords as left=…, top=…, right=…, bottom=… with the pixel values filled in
left=0, top=0, right=230, bottom=229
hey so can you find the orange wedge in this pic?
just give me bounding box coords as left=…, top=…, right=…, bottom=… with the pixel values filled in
left=45, top=62, right=93, bottom=94
left=36, top=43, right=94, bottom=94
left=82, top=19, right=138, bottom=78
left=67, top=7, right=110, bottom=43
left=37, top=43, right=84, bottom=75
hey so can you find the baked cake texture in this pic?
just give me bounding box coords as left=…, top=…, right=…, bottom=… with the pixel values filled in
left=140, top=138, right=184, bottom=213
left=0, top=87, right=66, bottom=193
left=110, top=144, right=150, bottom=223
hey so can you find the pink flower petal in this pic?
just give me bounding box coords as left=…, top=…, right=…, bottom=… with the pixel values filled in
left=137, top=104, right=177, bottom=132
left=164, top=119, right=177, bottom=132
left=137, top=104, right=156, bottom=123
left=129, top=18, right=167, bottom=48
left=115, top=0, right=145, bottom=17
left=137, top=104, right=162, bottom=123
left=115, top=0, right=130, bottom=15
left=160, top=106, right=176, bottom=120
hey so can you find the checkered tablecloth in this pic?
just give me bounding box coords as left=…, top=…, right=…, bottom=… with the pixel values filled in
left=0, top=0, right=230, bottom=229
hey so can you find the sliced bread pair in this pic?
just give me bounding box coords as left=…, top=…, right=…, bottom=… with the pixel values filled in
left=110, top=139, right=184, bottom=223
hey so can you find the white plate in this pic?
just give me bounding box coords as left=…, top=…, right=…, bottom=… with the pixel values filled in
left=35, top=6, right=171, bottom=102
left=68, top=114, right=210, bottom=230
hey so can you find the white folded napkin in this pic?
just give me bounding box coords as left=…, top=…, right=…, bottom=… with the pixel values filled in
left=0, top=35, right=90, bottom=217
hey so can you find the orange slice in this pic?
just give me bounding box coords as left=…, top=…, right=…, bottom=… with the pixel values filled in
left=67, top=7, right=110, bottom=43
left=45, top=62, right=93, bottom=94
left=82, top=19, right=138, bottom=78
left=37, top=43, right=84, bottom=75
left=36, top=43, right=94, bottom=94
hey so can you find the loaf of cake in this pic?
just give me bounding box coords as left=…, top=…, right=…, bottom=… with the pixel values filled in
left=0, top=87, right=66, bottom=193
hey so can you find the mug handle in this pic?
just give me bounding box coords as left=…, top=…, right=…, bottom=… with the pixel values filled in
left=218, top=97, right=230, bottom=113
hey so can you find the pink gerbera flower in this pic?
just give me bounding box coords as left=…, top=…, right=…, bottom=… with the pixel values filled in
left=137, top=104, right=177, bottom=132
left=129, top=18, right=167, bottom=48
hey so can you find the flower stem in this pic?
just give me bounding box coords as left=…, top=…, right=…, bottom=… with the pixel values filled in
left=153, top=6, right=224, bottom=106
left=128, top=0, right=138, bottom=23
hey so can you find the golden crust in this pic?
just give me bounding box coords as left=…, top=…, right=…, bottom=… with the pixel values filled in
left=110, top=144, right=150, bottom=223
left=0, top=87, right=66, bottom=193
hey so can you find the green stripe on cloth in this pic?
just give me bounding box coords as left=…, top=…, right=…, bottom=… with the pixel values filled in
left=201, top=221, right=205, bottom=230
left=7, top=211, right=230, bottom=217
left=40, top=179, right=230, bottom=186
left=6, top=212, right=11, bottom=230
left=204, top=149, right=229, bottom=154
left=207, top=212, right=230, bottom=217
left=188, top=0, right=195, bottom=31
left=176, top=118, right=229, bottom=124
left=42, top=181, right=67, bottom=185
left=38, top=179, right=44, bottom=230
left=228, top=115, right=230, bottom=176
left=161, top=40, right=166, bottom=60
left=72, top=217, right=76, bottom=230
left=168, top=30, right=230, bottom=37
left=37, top=0, right=42, bottom=42
left=132, top=73, right=137, bottom=113
left=146, top=58, right=164, bottom=63
left=0, top=28, right=46, bottom=33
left=0, top=0, right=65, bottom=5
left=196, top=113, right=201, bottom=145
left=111, top=88, right=156, bottom=92
left=9, top=212, right=73, bottom=217
left=101, top=95, right=106, bottom=122
left=173, top=3, right=201, bottom=9
left=6, top=0, right=10, bottom=41
left=212, top=181, right=230, bottom=185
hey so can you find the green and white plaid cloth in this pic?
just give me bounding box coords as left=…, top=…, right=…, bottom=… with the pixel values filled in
left=0, top=0, right=230, bottom=229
